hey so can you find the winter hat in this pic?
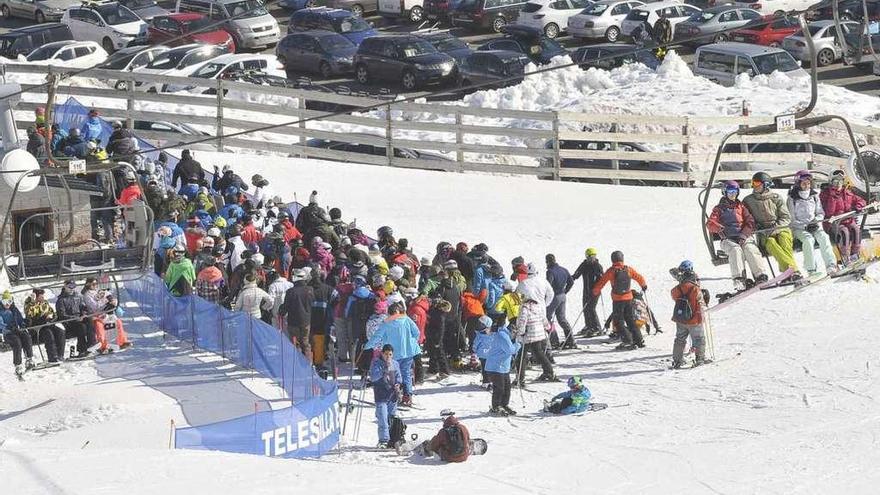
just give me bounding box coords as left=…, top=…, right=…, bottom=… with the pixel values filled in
left=197, top=266, right=224, bottom=284
left=511, top=256, right=524, bottom=266
left=214, top=216, right=227, bottom=229
left=388, top=265, right=405, bottom=281
left=419, top=256, right=430, bottom=266
left=526, top=263, right=537, bottom=275
left=112, top=120, right=123, bottom=129
left=477, top=315, right=493, bottom=332
left=387, top=291, right=405, bottom=307
left=545, top=254, right=556, bottom=265
left=368, top=244, right=381, bottom=256
left=252, top=253, right=265, bottom=266
left=340, top=236, right=352, bottom=247
left=398, top=238, right=409, bottom=252
left=443, top=259, right=458, bottom=271
left=403, top=287, right=419, bottom=299
left=456, top=242, right=468, bottom=253
left=321, top=242, right=332, bottom=250
left=502, top=279, right=515, bottom=291
left=200, top=237, right=215, bottom=249
left=374, top=299, right=388, bottom=314
left=181, top=149, right=192, bottom=160
left=290, top=269, right=307, bottom=282
left=585, top=247, right=597, bottom=257
left=611, top=251, right=624, bottom=263
left=474, top=243, right=488, bottom=253
left=329, top=207, right=341, bottom=220
left=207, top=227, right=221, bottom=238
left=88, top=108, right=99, bottom=117
left=222, top=164, right=232, bottom=173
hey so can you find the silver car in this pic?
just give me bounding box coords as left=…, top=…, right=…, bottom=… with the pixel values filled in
left=673, top=5, right=761, bottom=45
left=567, top=0, right=644, bottom=42
left=323, top=0, right=378, bottom=16
left=0, top=0, right=78, bottom=22
left=783, top=20, right=857, bottom=67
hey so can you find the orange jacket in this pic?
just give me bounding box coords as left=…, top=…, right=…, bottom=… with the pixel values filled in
left=670, top=281, right=703, bottom=325
left=592, top=262, right=646, bottom=302
left=461, top=290, right=486, bottom=320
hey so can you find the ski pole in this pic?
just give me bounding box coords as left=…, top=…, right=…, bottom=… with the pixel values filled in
left=562, top=300, right=589, bottom=348
left=342, top=346, right=366, bottom=436
left=516, top=339, right=527, bottom=408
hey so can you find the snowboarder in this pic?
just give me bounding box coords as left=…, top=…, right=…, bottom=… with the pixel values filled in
left=369, top=343, right=402, bottom=448
left=742, top=172, right=802, bottom=281
left=545, top=254, right=575, bottom=349
left=365, top=302, right=421, bottom=407
left=474, top=316, right=520, bottom=416
left=280, top=268, right=315, bottom=360
left=592, top=251, right=647, bottom=350
left=787, top=171, right=839, bottom=275
left=1, top=292, right=33, bottom=375
left=820, top=169, right=867, bottom=265
left=706, top=180, right=768, bottom=290
left=572, top=247, right=604, bottom=337
left=55, top=280, right=94, bottom=358
left=669, top=260, right=710, bottom=369
left=422, top=412, right=471, bottom=462
left=544, top=376, right=592, bottom=414
left=511, top=297, right=557, bottom=383
left=24, top=288, right=64, bottom=363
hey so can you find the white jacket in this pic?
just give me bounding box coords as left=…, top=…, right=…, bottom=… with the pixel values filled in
left=515, top=274, right=554, bottom=309
left=228, top=236, right=247, bottom=271
left=512, top=300, right=550, bottom=344
left=786, top=193, right=825, bottom=231
left=234, top=281, right=272, bottom=319
left=268, top=277, right=294, bottom=318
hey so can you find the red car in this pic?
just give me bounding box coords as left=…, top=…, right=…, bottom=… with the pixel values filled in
left=730, top=15, right=799, bottom=47
left=148, top=13, right=236, bottom=52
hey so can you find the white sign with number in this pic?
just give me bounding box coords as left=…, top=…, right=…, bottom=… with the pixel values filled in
left=42, top=240, right=58, bottom=255
left=68, top=159, right=86, bottom=174
left=775, top=114, right=796, bottom=132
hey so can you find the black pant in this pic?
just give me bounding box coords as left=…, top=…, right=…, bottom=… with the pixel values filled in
left=547, top=294, right=573, bottom=346
left=487, top=371, right=511, bottom=409
left=38, top=325, right=66, bottom=362
left=444, top=315, right=464, bottom=360
left=5, top=330, right=33, bottom=366
left=65, top=320, right=94, bottom=355
left=516, top=339, right=553, bottom=382
left=413, top=353, right=424, bottom=384
left=612, top=300, right=642, bottom=346
left=582, top=293, right=601, bottom=332
left=426, top=336, right=450, bottom=375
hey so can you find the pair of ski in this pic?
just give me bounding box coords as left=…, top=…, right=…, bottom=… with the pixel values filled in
left=709, top=268, right=795, bottom=313
left=773, top=258, right=879, bottom=299
left=15, top=361, right=61, bottom=381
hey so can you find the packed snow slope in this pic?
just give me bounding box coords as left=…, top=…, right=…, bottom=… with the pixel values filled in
left=3, top=155, right=880, bottom=494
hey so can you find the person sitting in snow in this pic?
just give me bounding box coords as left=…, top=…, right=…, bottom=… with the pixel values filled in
left=544, top=376, right=592, bottom=414
left=421, top=412, right=471, bottom=463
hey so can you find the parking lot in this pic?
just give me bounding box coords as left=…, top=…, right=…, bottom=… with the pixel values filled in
left=1, top=0, right=879, bottom=99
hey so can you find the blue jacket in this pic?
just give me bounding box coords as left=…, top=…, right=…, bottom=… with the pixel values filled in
left=472, top=264, right=489, bottom=296
left=369, top=357, right=401, bottom=403
left=51, top=128, right=68, bottom=152
left=344, top=285, right=374, bottom=318
left=80, top=117, right=104, bottom=143
left=62, top=136, right=89, bottom=158
left=485, top=275, right=505, bottom=315
left=550, top=387, right=592, bottom=414
left=475, top=327, right=520, bottom=373
left=0, top=305, right=25, bottom=333
left=546, top=263, right=574, bottom=295
left=365, top=314, right=421, bottom=359
left=220, top=204, right=244, bottom=222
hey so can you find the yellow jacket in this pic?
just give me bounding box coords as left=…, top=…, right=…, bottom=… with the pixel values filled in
left=494, top=292, right=521, bottom=321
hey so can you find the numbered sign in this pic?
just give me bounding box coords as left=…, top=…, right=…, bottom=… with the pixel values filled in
left=42, top=240, right=58, bottom=255
left=68, top=159, right=86, bottom=174
left=775, top=114, right=795, bottom=132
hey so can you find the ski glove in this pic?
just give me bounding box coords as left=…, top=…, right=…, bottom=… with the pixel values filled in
left=806, top=223, right=819, bottom=234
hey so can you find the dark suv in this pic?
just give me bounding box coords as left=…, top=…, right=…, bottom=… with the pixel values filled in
left=354, top=35, right=457, bottom=90
left=450, top=0, right=528, bottom=33
left=289, top=7, right=378, bottom=46
left=0, top=23, right=73, bottom=59
left=458, top=50, right=528, bottom=89
left=478, top=25, right=568, bottom=64
left=276, top=30, right=357, bottom=77
left=414, top=30, right=472, bottom=64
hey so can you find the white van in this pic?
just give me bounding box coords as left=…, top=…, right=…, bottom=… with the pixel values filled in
left=620, top=1, right=700, bottom=39
left=378, top=0, right=426, bottom=22
left=694, top=42, right=808, bottom=86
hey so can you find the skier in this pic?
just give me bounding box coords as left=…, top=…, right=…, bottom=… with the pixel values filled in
left=572, top=247, right=604, bottom=337
left=511, top=297, right=557, bottom=383
left=742, top=172, right=801, bottom=281
left=369, top=343, right=402, bottom=448
left=56, top=280, right=94, bottom=358
left=592, top=251, right=647, bottom=350
left=669, top=260, right=710, bottom=369
left=424, top=298, right=452, bottom=379
left=280, top=269, right=315, bottom=360
left=474, top=315, right=520, bottom=416
left=787, top=171, right=838, bottom=275
left=1, top=292, right=33, bottom=375
left=422, top=414, right=471, bottom=463
left=80, top=108, right=104, bottom=142
left=365, top=302, right=421, bottom=407
left=707, top=180, right=768, bottom=289
left=544, top=376, right=592, bottom=414
left=820, top=169, right=867, bottom=265
left=544, top=254, right=575, bottom=349
left=233, top=273, right=273, bottom=321
left=164, top=244, right=196, bottom=296
left=24, top=288, right=64, bottom=363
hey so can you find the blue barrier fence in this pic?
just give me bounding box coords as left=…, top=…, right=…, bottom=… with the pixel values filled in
left=125, top=273, right=340, bottom=458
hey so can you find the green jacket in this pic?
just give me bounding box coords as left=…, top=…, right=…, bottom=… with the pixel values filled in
left=743, top=189, right=790, bottom=232
left=165, top=258, right=196, bottom=296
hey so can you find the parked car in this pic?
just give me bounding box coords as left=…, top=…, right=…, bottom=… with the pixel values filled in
left=378, top=0, right=426, bottom=22
left=782, top=20, right=857, bottom=65
left=451, top=0, right=529, bottom=33
left=514, top=0, right=592, bottom=38
left=693, top=42, right=807, bottom=85
left=61, top=1, right=148, bottom=53
left=132, top=43, right=229, bottom=91
left=118, top=0, right=168, bottom=20
left=148, top=13, right=235, bottom=51
left=813, top=0, right=880, bottom=21
left=842, top=30, right=880, bottom=69
left=26, top=40, right=108, bottom=67
left=279, top=0, right=315, bottom=11
left=720, top=141, right=849, bottom=174
left=133, top=120, right=215, bottom=150
left=572, top=42, right=659, bottom=69
left=354, top=35, right=457, bottom=90
left=97, top=44, right=170, bottom=88
left=457, top=50, right=529, bottom=88
left=729, top=0, right=816, bottom=16
left=424, top=0, right=464, bottom=21
left=414, top=29, right=472, bottom=64
left=542, top=139, right=686, bottom=186
left=306, top=134, right=452, bottom=163
left=322, top=0, right=377, bottom=16
left=0, top=0, right=78, bottom=23
left=673, top=5, right=760, bottom=45
left=163, top=53, right=283, bottom=92
left=731, top=14, right=799, bottom=47
left=477, top=25, right=568, bottom=64
left=567, top=0, right=645, bottom=42
left=620, top=1, right=700, bottom=40
left=0, top=23, right=72, bottom=59
left=175, top=0, right=281, bottom=50
left=288, top=8, right=378, bottom=46
left=276, top=30, right=357, bottom=77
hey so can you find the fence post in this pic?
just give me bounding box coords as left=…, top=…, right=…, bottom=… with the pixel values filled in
left=610, top=122, right=620, bottom=186
left=455, top=110, right=464, bottom=171
left=214, top=79, right=224, bottom=151
left=552, top=112, right=560, bottom=181
left=218, top=307, right=225, bottom=359
left=125, top=77, right=135, bottom=130
left=385, top=104, right=393, bottom=167
left=682, top=116, right=690, bottom=175
left=190, top=296, right=196, bottom=351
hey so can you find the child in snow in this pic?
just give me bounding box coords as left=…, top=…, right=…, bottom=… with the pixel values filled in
left=474, top=316, right=520, bottom=416
left=370, top=343, right=402, bottom=448
left=544, top=376, right=592, bottom=414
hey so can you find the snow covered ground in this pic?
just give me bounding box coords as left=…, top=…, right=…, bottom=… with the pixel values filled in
left=3, top=154, right=880, bottom=494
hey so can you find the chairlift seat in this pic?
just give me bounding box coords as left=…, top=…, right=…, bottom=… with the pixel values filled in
left=8, top=246, right=148, bottom=285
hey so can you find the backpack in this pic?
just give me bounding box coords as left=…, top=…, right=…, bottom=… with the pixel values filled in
left=611, top=267, right=631, bottom=295
left=443, top=424, right=465, bottom=456
left=389, top=416, right=406, bottom=446
left=349, top=296, right=373, bottom=323
left=672, top=284, right=695, bottom=323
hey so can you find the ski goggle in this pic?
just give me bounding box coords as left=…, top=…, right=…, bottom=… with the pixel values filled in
left=724, top=187, right=739, bottom=195
left=831, top=175, right=845, bottom=186
left=751, top=179, right=765, bottom=188
left=1, top=298, right=12, bottom=306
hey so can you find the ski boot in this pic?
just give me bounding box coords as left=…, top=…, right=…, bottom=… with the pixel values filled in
left=25, top=357, right=35, bottom=370
left=15, top=364, right=25, bottom=376
left=755, top=273, right=769, bottom=284
left=489, top=406, right=508, bottom=417
left=400, top=395, right=413, bottom=408
left=670, top=360, right=684, bottom=370
left=615, top=343, right=635, bottom=351
left=501, top=405, right=517, bottom=416
left=536, top=373, right=560, bottom=382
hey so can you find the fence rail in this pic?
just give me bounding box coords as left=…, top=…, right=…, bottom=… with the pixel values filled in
left=7, top=62, right=880, bottom=185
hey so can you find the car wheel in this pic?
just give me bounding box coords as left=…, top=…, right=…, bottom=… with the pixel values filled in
left=840, top=13, right=852, bottom=21
left=102, top=37, right=115, bottom=54
left=409, top=5, right=423, bottom=23
left=355, top=64, right=370, bottom=84
left=319, top=61, right=332, bottom=78
left=0, top=5, right=10, bottom=19
left=605, top=26, right=620, bottom=43
left=35, top=10, right=45, bottom=23
left=114, top=80, right=128, bottom=91
left=350, top=3, right=364, bottom=16
left=714, top=33, right=729, bottom=43
left=401, top=70, right=417, bottom=91
left=492, top=16, right=506, bottom=33
left=544, top=22, right=559, bottom=39
left=817, top=48, right=834, bottom=67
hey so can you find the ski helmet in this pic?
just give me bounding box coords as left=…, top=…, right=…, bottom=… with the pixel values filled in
left=611, top=250, right=624, bottom=263
left=723, top=180, right=740, bottom=197
left=678, top=260, right=694, bottom=273
left=831, top=169, right=846, bottom=187
left=794, top=170, right=813, bottom=186
left=751, top=171, right=773, bottom=190
left=567, top=376, right=584, bottom=389
left=377, top=226, right=393, bottom=238
left=585, top=247, right=597, bottom=257
left=172, top=243, right=187, bottom=260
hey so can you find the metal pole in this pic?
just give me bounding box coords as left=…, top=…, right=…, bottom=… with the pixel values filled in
left=216, top=79, right=224, bottom=151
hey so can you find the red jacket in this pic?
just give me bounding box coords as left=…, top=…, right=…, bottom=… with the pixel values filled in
left=707, top=197, right=755, bottom=240
left=428, top=416, right=470, bottom=463
left=407, top=296, right=429, bottom=344
left=592, top=262, right=646, bottom=302
left=280, top=219, right=302, bottom=243
left=819, top=186, right=865, bottom=228
left=117, top=184, right=143, bottom=206
left=461, top=291, right=486, bottom=320
left=671, top=280, right=703, bottom=325
left=241, top=224, right=263, bottom=246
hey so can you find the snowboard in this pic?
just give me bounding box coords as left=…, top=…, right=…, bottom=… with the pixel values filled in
left=396, top=438, right=488, bottom=457
left=541, top=401, right=608, bottom=414
left=709, top=268, right=794, bottom=313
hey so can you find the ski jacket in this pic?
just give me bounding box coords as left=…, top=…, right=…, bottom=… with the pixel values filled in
left=516, top=274, right=553, bottom=308
left=172, top=157, right=205, bottom=189
left=428, top=416, right=471, bottom=463
left=24, top=298, right=55, bottom=323
left=460, top=291, right=486, bottom=320
left=280, top=282, right=314, bottom=328
left=474, top=327, right=520, bottom=374
left=369, top=357, right=402, bottom=403
left=310, top=281, right=333, bottom=335
left=0, top=305, right=25, bottom=332
left=227, top=236, right=247, bottom=272
left=165, top=258, right=196, bottom=296
left=670, top=280, right=703, bottom=325
left=494, top=292, right=521, bottom=321
left=484, top=276, right=505, bottom=315
left=82, top=289, right=102, bottom=315
left=550, top=387, right=592, bottom=414
left=62, top=136, right=89, bottom=158
left=106, top=128, right=135, bottom=156
left=592, top=262, right=646, bottom=302
left=512, top=300, right=550, bottom=344
left=572, top=259, right=604, bottom=294
left=819, top=186, right=865, bottom=228
left=366, top=314, right=384, bottom=342
left=55, top=291, right=85, bottom=321
left=365, top=313, right=422, bottom=359
left=117, top=184, right=143, bottom=206
left=743, top=189, right=790, bottom=231
left=431, top=280, right=461, bottom=316
left=234, top=281, right=272, bottom=319
left=407, top=296, right=430, bottom=344
left=240, top=224, right=263, bottom=249
left=345, top=286, right=375, bottom=321
left=80, top=117, right=104, bottom=143
left=294, top=204, right=328, bottom=235
left=707, top=197, right=756, bottom=240
left=471, top=264, right=489, bottom=297
left=786, top=189, right=825, bottom=231
left=333, top=282, right=354, bottom=319
left=311, top=243, right=335, bottom=278
left=268, top=277, right=294, bottom=318
left=279, top=219, right=302, bottom=243
left=546, top=263, right=574, bottom=295
left=451, top=251, right=475, bottom=283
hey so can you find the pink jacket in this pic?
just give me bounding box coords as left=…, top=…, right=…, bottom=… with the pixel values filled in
left=820, top=187, right=865, bottom=228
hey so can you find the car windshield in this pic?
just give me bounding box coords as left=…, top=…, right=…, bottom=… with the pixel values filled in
left=582, top=3, right=608, bottom=15
left=225, top=0, right=269, bottom=18
left=807, top=25, right=823, bottom=36
left=184, top=18, right=215, bottom=32
left=95, top=4, right=140, bottom=25
left=101, top=50, right=138, bottom=68
left=431, top=36, right=467, bottom=51
left=753, top=52, right=800, bottom=74
left=539, top=37, right=564, bottom=54
left=691, top=11, right=717, bottom=22
left=147, top=51, right=186, bottom=69
left=317, top=34, right=354, bottom=50
left=625, top=9, right=647, bottom=20
left=125, top=0, right=157, bottom=8
left=192, top=61, right=225, bottom=78
left=397, top=38, right=436, bottom=58
left=0, top=38, right=14, bottom=52
left=26, top=45, right=57, bottom=61
left=334, top=16, right=371, bottom=33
